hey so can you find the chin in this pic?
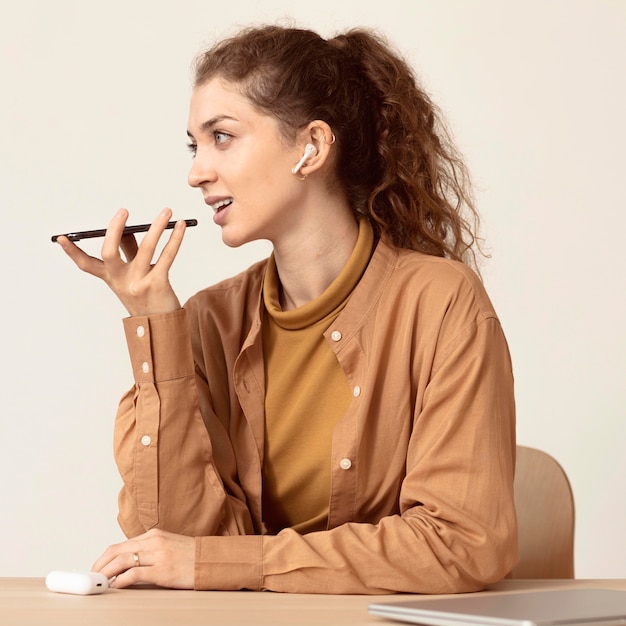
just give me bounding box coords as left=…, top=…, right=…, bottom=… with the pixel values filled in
left=220, top=229, right=256, bottom=249
left=222, top=238, right=246, bottom=249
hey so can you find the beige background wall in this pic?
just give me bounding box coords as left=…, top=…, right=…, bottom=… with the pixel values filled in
left=1, top=1, right=624, bottom=578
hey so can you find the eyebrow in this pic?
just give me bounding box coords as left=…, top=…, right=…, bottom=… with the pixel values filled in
left=187, top=115, right=237, bottom=139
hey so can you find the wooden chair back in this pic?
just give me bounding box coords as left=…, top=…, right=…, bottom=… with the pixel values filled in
left=510, top=445, right=575, bottom=578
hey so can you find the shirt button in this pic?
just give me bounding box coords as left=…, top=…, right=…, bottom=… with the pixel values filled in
left=353, top=386, right=361, bottom=397
left=141, top=435, right=151, bottom=446
left=339, top=458, right=352, bottom=470
left=331, top=330, right=342, bottom=342
left=137, top=325, right=145, bottom=338
left=141, top=362, right=150, bottom=374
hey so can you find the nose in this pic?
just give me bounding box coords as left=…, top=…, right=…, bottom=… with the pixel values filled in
left=188, top=149, right=216, bottom=189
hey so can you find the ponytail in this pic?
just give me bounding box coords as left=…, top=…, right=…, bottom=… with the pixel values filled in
left=328, top=30, right=481, bottom=267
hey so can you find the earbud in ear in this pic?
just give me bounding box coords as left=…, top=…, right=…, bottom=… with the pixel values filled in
left=291, top=143, right=318, bottom=175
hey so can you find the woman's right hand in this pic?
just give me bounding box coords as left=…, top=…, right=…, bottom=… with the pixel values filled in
left=56, top=207, right=187, bottom=317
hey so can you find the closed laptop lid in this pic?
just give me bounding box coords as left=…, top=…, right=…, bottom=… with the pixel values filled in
left=368, top=589, right=626, bottom=626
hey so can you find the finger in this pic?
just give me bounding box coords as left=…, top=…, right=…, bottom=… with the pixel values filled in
left=153, top=219, right=187, bottom=274
left=91, top=542, right=121, bottom=574
left=92, top=543, right=141, bottom=577
left=108, top=555, right=150, bottom=589
left=55, top=236, right=108, bottom=280
left=98, top=552, right=147, bottom=585
left=100, top=208, right=130, bottom=267
left=91, top=529, right=155, bottom=574
left=91, top=535, right=138, bottom=573
left=132, top=208, right=173, bottom=270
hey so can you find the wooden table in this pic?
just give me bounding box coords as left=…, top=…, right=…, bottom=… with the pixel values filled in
left=1, top=578, right=625, bottom=625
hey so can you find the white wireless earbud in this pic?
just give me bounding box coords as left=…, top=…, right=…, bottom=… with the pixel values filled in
left=291, top=143, right=318, bottom=175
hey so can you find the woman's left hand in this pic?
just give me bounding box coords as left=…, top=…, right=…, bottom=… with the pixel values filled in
left=92, top=528, right=195, bottom=589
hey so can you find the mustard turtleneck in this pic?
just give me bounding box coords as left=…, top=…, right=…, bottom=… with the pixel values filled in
left=261, top=218, right=374, bottom=534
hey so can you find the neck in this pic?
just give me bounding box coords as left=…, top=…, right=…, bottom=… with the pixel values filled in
left=272, top=206, right=359, bottom=311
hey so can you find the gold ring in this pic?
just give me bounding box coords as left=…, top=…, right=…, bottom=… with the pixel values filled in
left=133, top=552, right=140, bottom=567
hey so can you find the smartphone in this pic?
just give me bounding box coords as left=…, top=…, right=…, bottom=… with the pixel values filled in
left=51, top=219, right=198, bottom=242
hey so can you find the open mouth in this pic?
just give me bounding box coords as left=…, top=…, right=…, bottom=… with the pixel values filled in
left=210, top=198, right=233, bottom=213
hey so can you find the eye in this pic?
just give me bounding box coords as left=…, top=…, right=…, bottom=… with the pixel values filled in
left=214, top=131, right=232, bottom=146
left=186, top=142, right=197, bottom=157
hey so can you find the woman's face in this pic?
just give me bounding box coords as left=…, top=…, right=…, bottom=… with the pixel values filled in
left=187, top=77, right=305, bottom=248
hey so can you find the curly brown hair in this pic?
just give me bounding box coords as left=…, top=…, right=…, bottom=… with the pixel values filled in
left=193, top=25, right=483, bottom=269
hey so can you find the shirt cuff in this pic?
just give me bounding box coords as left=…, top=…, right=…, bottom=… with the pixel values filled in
left=195, top=535, right=263, bottom=590
left=123, top=309, right=195, bottom=383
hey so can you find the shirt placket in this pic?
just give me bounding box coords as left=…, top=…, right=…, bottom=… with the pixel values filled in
left=326, top=326, right=362, bottom=529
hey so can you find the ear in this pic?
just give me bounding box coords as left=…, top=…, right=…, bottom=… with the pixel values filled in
left=295, top=120, right=336, bottom=177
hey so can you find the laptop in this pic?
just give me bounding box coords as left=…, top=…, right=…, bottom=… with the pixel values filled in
left=368, top=588, right=626, bottom=626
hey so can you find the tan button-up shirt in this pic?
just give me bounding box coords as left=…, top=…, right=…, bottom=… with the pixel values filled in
left=115, top=234, right=518, bottom=594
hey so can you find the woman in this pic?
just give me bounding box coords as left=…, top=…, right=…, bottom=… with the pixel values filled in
left=57, top=24, right=517, bottom=594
